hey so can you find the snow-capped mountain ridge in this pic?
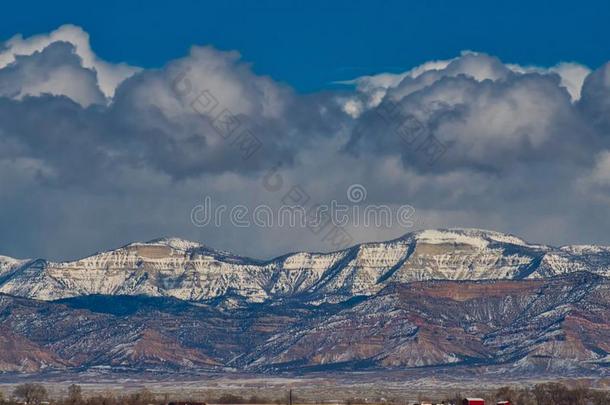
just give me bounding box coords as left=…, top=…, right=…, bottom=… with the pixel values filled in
left=0, top=229, right=609, bottom=376
left=1, top=228, right=609, bottom=302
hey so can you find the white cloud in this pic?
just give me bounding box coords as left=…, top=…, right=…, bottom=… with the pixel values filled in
left=507, top=61, right=591, bottom=101
left=339, top=57, right=454, bottom=93
left=0, top=24, right=140, bottom=99
left=336, top=56, right=454, bottom=110
left=342, top=52, right=591, bottom=117
left=2, top=26, right=610, bottom=260
left=0, top=42, right=106, bottom=106
left=341, top=98, right=364, bottom=118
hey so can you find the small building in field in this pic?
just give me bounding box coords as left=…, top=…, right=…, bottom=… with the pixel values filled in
left=462, top=398, right=485, bottom=405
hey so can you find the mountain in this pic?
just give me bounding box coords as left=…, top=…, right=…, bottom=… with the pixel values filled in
left=0, top=272, right=608, bottom=376
left=0, top=229, right=609, bottom=376
left=0, top=327, right=69, bottom=372
left=1, top=229, right=609, bottom=303
left=237, top=272, right=610, bottom=373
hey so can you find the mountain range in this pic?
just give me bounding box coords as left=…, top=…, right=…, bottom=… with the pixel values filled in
left=0, top=228, right=609, bottom=377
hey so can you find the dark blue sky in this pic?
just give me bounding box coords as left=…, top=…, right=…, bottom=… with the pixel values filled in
left=2, top=0, right=609, bottom=92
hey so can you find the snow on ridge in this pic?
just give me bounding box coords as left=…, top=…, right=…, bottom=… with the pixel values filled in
left=560, top=244, right=610, bottom=254
left=0, top=255, right=29, bottom=268
left=0, top=255, right=20, bottom=264
left=0, top=255, right=28, bottom=271
left=410, top=228, right=537, bottom=249
left=142, top=237, right=251, bottom=261
left=479, top=232, right=529, bottom=246
left=142, top=237, right=203, bottom=251
left=445, top=228, right=533, bottom=246
left=415, top=229, right=491, bottom=249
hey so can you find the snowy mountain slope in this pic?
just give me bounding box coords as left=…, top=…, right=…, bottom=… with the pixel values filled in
left=1, top=229, right=609, bottom=302
left=234, top=272, right=610, bottom=373
left=0, top=255, right=28, bottom=279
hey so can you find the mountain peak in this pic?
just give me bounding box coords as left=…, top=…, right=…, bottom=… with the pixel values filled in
left=136, top=237, right=245, bottom=262
left=406, top=228, right=531, bottom=248
left=142, top=237, right=203, bottom=251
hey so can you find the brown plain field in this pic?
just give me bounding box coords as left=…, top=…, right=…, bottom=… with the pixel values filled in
left=0, top=373, right=609, bottom=404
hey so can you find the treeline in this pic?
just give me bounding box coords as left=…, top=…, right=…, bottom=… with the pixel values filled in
left=0, top=384, right=161, bottom=405
left=0, top=385, right=282, bottom=405
left=0, top=382, right=609, bottom=405
left=437, top=383, right=610, bottom=405
left=495, top=383, right=610, bottom=405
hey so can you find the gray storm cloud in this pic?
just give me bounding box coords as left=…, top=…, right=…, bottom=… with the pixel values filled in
left=1, top=25, right=609, bottom=261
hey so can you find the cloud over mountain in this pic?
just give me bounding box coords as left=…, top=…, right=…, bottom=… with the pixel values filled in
left=1, top=25, right=610, bottom=260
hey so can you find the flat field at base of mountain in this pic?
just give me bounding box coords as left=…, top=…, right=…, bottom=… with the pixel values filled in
left=1, top=371, right=609, bottom=402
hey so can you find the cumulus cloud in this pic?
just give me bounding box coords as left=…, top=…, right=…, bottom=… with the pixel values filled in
left=0, top=24, right=140, bottom=100
left=507, top=62, right=591, bottom=101
left=342, top=52, right=591, bottom=115
left=0, top=41, right=106, bottom=106
left=1, top=26, right=610, bottom=261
